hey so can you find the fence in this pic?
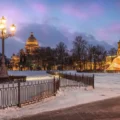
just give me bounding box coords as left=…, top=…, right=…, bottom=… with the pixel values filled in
left=0, top=76, right=26, bottom=83
left=0, top=78, right=60, bottom=109
left=0, top=71, right=94, bottom=109
left=47, top=71, right=94, bottom=88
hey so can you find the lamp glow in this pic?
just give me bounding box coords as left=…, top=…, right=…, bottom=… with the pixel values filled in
left=1, top=16, right=6, bottom=24
left=3, top=29, right=6, bottom=33
left=10, top=24, right=16, bottom=32
left=0, top=16, right=16, bottom=78
left=0, top=23, right=5, bottom=30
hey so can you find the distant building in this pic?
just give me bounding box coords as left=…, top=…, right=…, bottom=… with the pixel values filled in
left=10, top=32, right=42, bottom=70
left=25, top=32, right=39, bottom=54
left=10, top=54, right=20, bottom=70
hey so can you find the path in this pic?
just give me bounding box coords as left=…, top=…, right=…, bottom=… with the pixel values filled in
left=11, top=97, right=120, bottom=120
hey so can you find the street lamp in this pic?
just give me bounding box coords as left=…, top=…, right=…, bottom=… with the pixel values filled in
left=0, top=16, right=16, bottom=78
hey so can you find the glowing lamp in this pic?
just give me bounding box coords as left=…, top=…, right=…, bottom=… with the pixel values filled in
left=3, top=29, right=6, bottom=33
left=1, top=16, right=6, bottom=24
left=10, top=24, right=16, bottom=32
left=0, top=23, right=5, bottom=30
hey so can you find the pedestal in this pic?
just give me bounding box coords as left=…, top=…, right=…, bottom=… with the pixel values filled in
left=0, top=56, right=9, bottom=78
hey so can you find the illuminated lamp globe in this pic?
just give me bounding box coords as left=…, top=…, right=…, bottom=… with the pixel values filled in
left=3, top=29, right=6, bottom=33
left=1, top=16, right=6, bottom=24
left=10, top=24, right=16, bottom=33
left=0, top=23, right=5, bottom=30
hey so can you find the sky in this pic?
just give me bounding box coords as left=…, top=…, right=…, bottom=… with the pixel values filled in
left=0, top=0, right=120, bottom=57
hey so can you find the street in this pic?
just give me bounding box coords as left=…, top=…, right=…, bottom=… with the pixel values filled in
left=11, top=97, right=120, bottom=120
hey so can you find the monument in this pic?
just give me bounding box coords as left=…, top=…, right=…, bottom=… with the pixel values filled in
left=106, top=41, right=120, bottom=71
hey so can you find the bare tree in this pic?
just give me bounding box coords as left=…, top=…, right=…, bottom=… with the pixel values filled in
left=108, top=47, right=117, bottom=62
left=87, top=45, right=94, bottom=70
left=72, top=36, right=87, bottom=70
left=108, top=48, right=117, bottom=56
left=56, top=42, right=67, bottom=70
left=95, top=45, right=107, bottom=70
left=19, top=49, right=26, bottom=70
left=87, top=45, right=107, bottom=71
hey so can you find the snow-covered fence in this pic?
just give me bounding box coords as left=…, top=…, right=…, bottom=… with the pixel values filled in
left=47, top=71, right=94, bottom=88
left=0, top=79, right=59, bottom=109
left=0, top=83, right=18, bottom=109
left=60, top=73, right=94, bottom=88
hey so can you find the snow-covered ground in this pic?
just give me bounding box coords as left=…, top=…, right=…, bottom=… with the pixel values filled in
left=26, top=75, right=53, bottom=81
left=8, top=71, right=53, bottom=81
left=8, top=71, right=48, bottom=77
left=0, top=71, right=120, bottom=120
left=61, top=70, right=120, bottom=89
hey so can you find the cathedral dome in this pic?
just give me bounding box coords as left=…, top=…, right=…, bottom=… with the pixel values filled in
left=26, top=32, right=39, bottom=46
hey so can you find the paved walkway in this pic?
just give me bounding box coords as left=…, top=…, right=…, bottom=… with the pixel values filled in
left=11, top=97, right=120, bottom=120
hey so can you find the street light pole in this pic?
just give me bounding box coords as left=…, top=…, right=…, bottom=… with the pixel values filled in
left=0, top=16, right=16, bottom=78
left=0, top=36, right=8, bottom=77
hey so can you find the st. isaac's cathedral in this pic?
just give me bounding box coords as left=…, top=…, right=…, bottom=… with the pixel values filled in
left=10, top=32, right=40, bottom=70
left=25, top=32, right=39, bottom=54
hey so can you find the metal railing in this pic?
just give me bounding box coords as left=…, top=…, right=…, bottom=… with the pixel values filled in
left=47, top=71, right=94, bottom=88
left=0, top=71, right=94, bottom=109
left=0, top=79, right=59, bottom=109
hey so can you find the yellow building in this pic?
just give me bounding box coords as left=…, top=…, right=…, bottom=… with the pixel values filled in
left=10, top=54, right=20, bottom=70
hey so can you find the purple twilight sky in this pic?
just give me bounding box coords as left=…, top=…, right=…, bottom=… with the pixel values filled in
left=0, top=0, right=120, bottom=57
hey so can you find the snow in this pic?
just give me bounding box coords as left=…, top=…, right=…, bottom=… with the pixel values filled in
left=26, top=76, right=53, bottom=81
left=8, top=71, right=48, bottom=77
left=0, top=71, right=120, bottom=120
left=8, top=71, right=54, bottom=81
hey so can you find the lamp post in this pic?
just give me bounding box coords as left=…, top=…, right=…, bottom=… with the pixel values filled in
left=0, top=16, right=16, bottom=78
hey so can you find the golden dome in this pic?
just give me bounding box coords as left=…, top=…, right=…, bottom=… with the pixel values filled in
left=26, top=32, right=39, bottom=46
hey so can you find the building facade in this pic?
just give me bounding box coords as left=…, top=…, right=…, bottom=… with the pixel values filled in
left=10, top=54, right=20, bottom=70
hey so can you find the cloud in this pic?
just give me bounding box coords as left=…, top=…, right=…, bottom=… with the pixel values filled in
left=15, top=23, right=70, bottom=47
left=58, top=24, right=74, bottom=41
left=31, top=3, right=48, bottom=14
left=116, top=1, right=120, bottom=7
left=88, top=3, right=103, bottom=16
left=3, top=38, right=24, bottom=58
left=0, top=3, right=28, bottom=24
left=0, top=22, right=114, bottom=58
left=96, top=29, right=110, bottom=41
left=42, top=16, right=60, bottom=25
left=107, top=23, right=120, bottom=34
left=62, top=4, right=88, bottom=20
left=14, top=37, right=25, bottom=44
left=62, top=3, right=104, bottom=20
left=1, top=23, right=71, bottom=57
left=96, top=23, right=120, bottom=42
